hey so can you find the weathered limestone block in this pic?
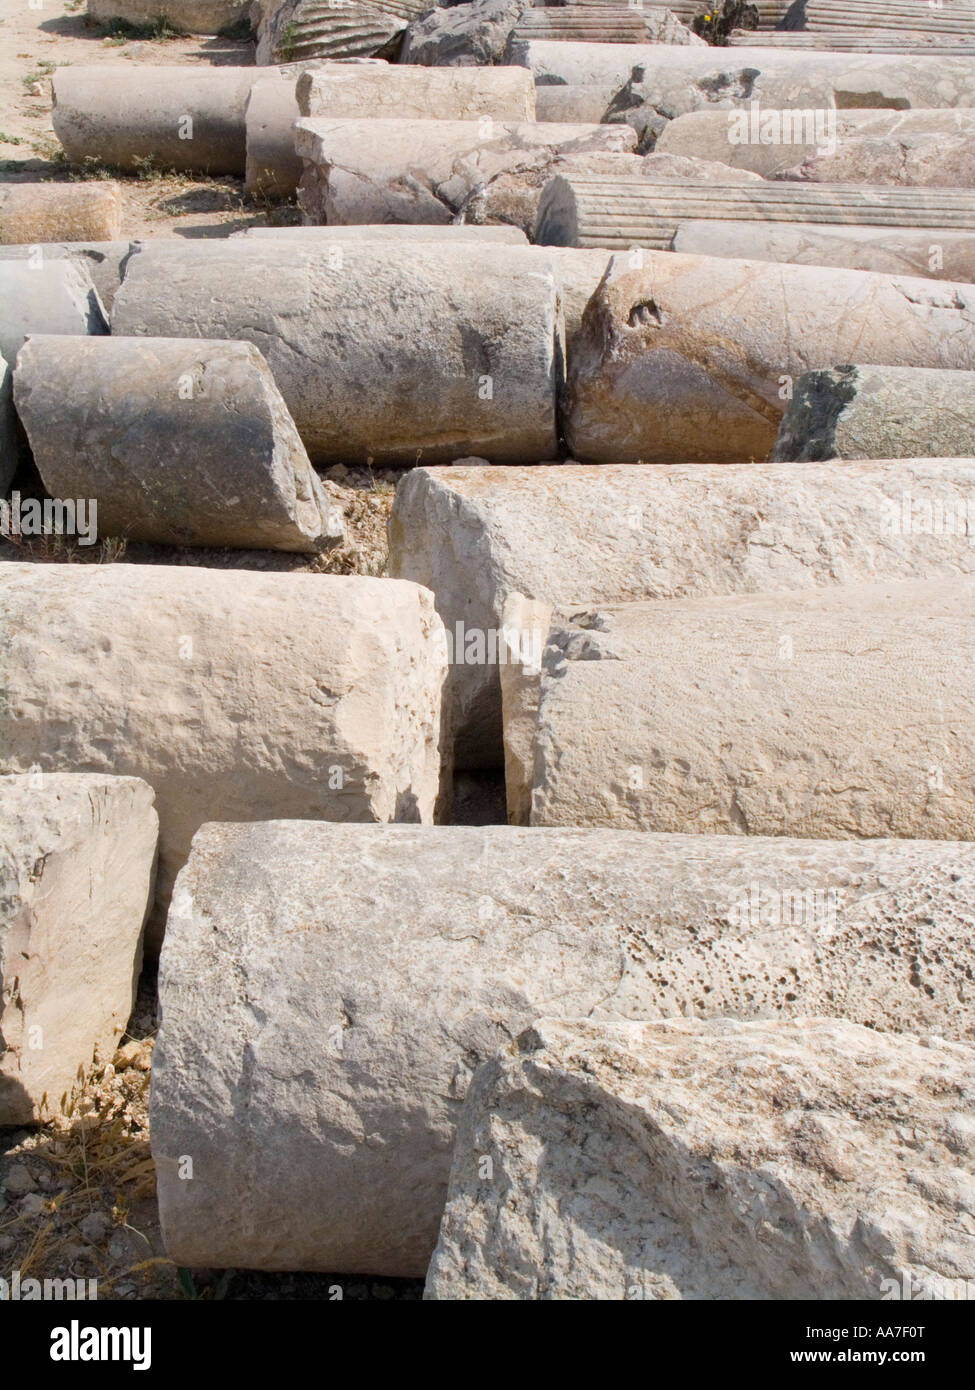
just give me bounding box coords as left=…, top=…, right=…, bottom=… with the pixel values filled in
left=639, top=152, right=763, bottom=183
left=534, top=85, right=614, bottom=124
left=235, top=223, right=530, bottom=242
left=297, top=62, right=536, bottom=120
left=111, top=241, right=561, bottom=465
left=14, top=335, right=344, bottom=553
left=536, top=175, right=975, bottom=251
left=531, top=580, right=975, bottom=838
left=295, top=116, right=637, bottom=231
left=0, top=564, right=447, bottom=951
left=390, top=460, right=975, bottom=769
left=151, top=820, right=975, bottom=1274
left=52, top=65, right=259, bottom=174
left=256, top=0, right=428, bottom=66
left=0, top=259, right=107, bottom=369
left=426, top=1017, right=975, bottom=1300
left=0, top=774, right=157, bottom=1127
left=0, top=183, right=122, bottom=246
left=564, top=250, right=975, bottom=465
left=399, top=0, right=528, bottom=66
left=0, top=241, right=137, bottom=310
left=656, top=108, right=975, bottom=180
left=511, top=42, right=975, bottom=150
left=86, top=0, right=252, bottom=35
left=671, top=221, right=975, bottom=283
left=772, top=365, right=975, bottom=462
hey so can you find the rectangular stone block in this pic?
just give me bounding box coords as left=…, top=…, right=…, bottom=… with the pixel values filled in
left=0, top=774, right=157, bottom=1126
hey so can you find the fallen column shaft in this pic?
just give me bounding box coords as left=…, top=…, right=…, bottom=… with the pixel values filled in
left=389, top=459, right=975, bottom=769
left=247, top=62, right=537, bottom=197
left=151, top=820, right=975, bottom=1275
left=294, top=116, right=637, bottom=231
left=530, top=580, right=975, bottom=838
left=426, top=1017, right=975, bottom=1300
left=536, top=176, right=975, bottom=250
left=0, top=241, right=137, bottom=310
left=111, top=241, right=562, bottom=465
left=671, top=221, right=975, bottom=283
left=655, top=108, right=975, bottom=180
left=0, top=775, right=157, bottom=1125
left=87, top=0, right=252, bottom=35
left=0, top=183, right=122, bottom=245
left=257, top=0, right=429, bottom=66
left=564, top=250, right=975, bottom=465
left=13, top=335, right=343, bottom=553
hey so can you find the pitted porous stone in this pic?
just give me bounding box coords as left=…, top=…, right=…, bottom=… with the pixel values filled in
left=1, top=775, right=157, bottom=1126
left=389, top=460, right=975, bottom=768
left=111, top=240, right=561, bottom=466
left=151, top=821, right=975, bottom=1275
left=564, top=250, right=975, bottom=464
left=530, top=579, right=975, bottom=839
left=0, top=564, right=448, bottom=953
left=426, top=1017, right=975, bottom=1300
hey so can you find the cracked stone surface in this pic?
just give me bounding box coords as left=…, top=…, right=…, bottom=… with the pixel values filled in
left=296, top=115, right=639, bottom=233
left=530, top=579, right=975, bottom=839
left=779, top=132, right=975, bottom=186
left=564, top=249, right=975, bottom=464
left=510, top=42, right=975, bottom=150
left=152, top=821, right=975, bottom=1276
left=425, top=1016, right=975, bottom=1300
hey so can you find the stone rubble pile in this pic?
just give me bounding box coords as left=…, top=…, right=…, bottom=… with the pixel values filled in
left=4, top=11, right=975, bottom=1301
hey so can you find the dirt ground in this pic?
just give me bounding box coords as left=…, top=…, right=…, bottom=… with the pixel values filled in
left=0, top=0, right=300, bottom=239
